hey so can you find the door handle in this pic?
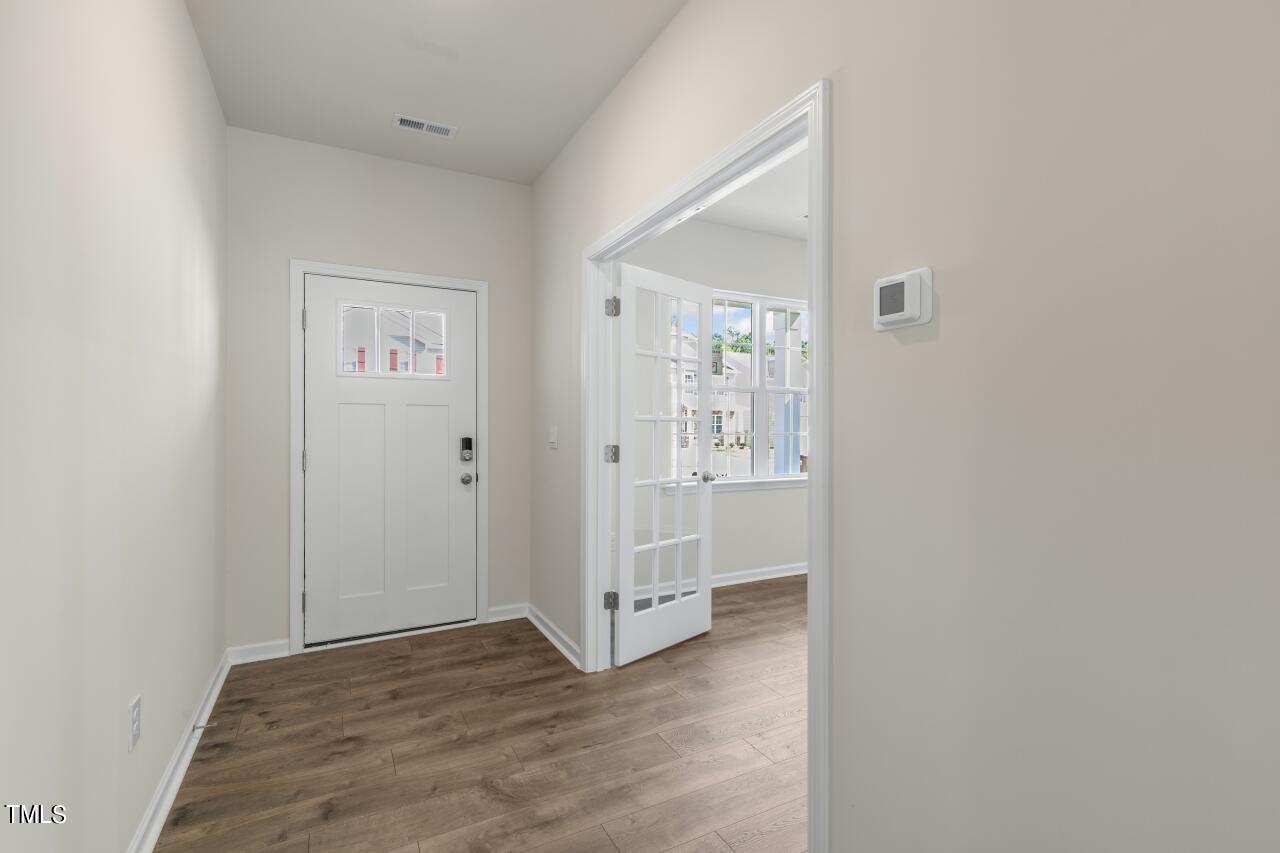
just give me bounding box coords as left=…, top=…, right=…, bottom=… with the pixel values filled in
left=701, top=471, right=717, bottom=483
left=460, top=473, right=474, bottom=486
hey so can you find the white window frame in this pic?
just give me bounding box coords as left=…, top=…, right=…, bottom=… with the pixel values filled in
left=712, top=288, right=808, bottom=490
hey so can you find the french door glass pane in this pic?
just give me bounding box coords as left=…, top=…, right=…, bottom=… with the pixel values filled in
left=680, top=484, right=699, bottom=537
left=657, top=544, right=677, bottom=606
left=634, top=549, right=654, bottom=613
left=634, top=421, right=655, bottom=482
left=635, top=288, right=657, bottom=351
left=658, top=485, right=677, bottom=542
left=658, top=359, right=680, bottom=417
left=634, top=486, right=653, bottom=548
left=661, top=296, right=680, bottom=355
left=678, top=431, right=699, bottom=479
left=656, top=421, right=677, bottom=481
left=680, top=539, right=700, bottom=599
left=634, top=355, right=656, bottom=415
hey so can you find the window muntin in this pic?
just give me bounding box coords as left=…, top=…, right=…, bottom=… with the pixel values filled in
left=340, top=303, right=446, bottom=378
left=707, top=292, right=808, bottom=483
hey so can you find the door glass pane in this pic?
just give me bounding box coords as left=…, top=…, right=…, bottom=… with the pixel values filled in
left=634, top=421, right=655, bottom=482
left=661, top=295, right=680, bottom=355
left=679, top=365, right=699, bottom=417
left=657, top=544, right=677, bottom=606
left=678, top=430, right=699, bottom=479
left=658, top=359, right=680, bottom=417
left=633, top=486, right=654, bottom=548
left=379, top=308, right=412, bottom=374
left=681, top=300, right=699, bottom=353
left=680, top=539, right=700, bottom=599
left=656, top=421, right=677, bottom=481
left=413, top=311, right=446, bottom=375
left=634, top=549, right=654, bottom=613
left=635, top=288, right=657, bottom=352
left=634, top=355, right=656, bottom=416
left=340, top=305, right=375, bottom=373
left=658, top=485, right=677, bottom=542
left=680, top=483, right=699, bottom=537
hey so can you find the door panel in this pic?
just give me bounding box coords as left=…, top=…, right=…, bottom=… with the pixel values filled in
left=304, top=274, right=477, bottom=644
left=617, top=264, right=713, bottom=664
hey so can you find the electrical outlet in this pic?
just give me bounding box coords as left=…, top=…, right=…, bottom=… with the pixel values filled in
left=128, top=696, right=142, bottom=752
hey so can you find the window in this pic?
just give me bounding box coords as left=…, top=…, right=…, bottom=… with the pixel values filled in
left=711, top=291, right=808, bottom=482
left=341, top=304, right=446, bottom=377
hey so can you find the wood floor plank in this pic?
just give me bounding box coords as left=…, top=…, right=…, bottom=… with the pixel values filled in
left=659, top=695, right=807, bottom=756
left=416, top=740, right=772, bottom=853
left=601, top=755, right=807, bottom=853
left=511, top=682, right=780, bottom=767
left=527, top=825, right=620, bottom=852
left=717, top=796, right=807, bottom=853
left=744, top=720, right=807, bottom=763
left=662, top=834, right=735, bottom=853
left=154, top=576, right=809, bottom=853
left=667, top=654, right=805, bottom=699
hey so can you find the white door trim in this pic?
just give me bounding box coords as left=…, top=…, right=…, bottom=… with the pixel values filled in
left=289, top=259, right=490, bottom=654
left=579, top=81, right=832, bottom=852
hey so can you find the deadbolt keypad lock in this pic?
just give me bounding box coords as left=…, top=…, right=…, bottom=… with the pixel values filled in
left=460, top=436, right=474, bottom=462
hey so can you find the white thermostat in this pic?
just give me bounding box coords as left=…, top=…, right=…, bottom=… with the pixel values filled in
left=873, top=267, right=932, bottom=331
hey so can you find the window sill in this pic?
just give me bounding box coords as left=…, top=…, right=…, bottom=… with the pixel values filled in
left=712, top=477, right=807, bottom=493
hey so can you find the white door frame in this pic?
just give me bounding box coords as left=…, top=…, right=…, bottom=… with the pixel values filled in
left=289, top=259, right=490, bottom=654
left=579, top=81, right=832, bottom=851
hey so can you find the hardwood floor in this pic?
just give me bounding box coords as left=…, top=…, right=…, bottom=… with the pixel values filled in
left=156, top=576, right=808, bottom=853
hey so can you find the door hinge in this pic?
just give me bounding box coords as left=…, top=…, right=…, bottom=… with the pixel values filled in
left=604, top=296, right=621, bottom=317
left=604, top=444, right=620, bottom=463
left=603, top=591, right=619, bottom=611
left=302, top=449, right=307, bottom=472
left=302, top=591, right=306, bottom=613
left=302, top=308, right=307, bottom=331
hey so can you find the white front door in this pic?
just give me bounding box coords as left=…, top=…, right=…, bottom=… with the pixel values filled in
left=304, top=274, right=478, bottom=644
left=616, top=264, right=714, bottom=665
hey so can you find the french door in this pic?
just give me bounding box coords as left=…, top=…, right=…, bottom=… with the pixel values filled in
left=303, top=274, right=478, bottom=644
left=616, top=264, right=714, bottom=664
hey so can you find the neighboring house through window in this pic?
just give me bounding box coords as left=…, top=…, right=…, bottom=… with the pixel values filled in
left=705, top=291, right=809, bottom=483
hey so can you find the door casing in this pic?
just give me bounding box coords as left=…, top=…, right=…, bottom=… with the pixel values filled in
left=579, top=81, right=832, bottom=852
left=289, top=259, right=490, bottom=655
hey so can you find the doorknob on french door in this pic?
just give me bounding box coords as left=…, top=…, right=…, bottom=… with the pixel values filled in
left=460, top=473, right=474, bottom=486
left=701, top=471, right=717, bottom=483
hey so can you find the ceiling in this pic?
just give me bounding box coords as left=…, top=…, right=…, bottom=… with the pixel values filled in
left=186, top=0, right=686, bottom=184
left=698, top=148, right=809, bottom=240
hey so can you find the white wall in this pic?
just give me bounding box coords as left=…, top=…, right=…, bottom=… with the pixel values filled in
left=530, top=0, right=1280, bottom=848
left=626, top=218, right=808, bottom=577
left=0, top=2, right=227, bottom=851
left=225, top=128, right=533, bottom=646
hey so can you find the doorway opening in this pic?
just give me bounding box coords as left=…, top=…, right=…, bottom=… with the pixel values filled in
left=580, top=81, right=832, bottom=852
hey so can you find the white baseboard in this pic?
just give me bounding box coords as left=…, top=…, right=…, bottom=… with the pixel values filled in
left=486, top=602, right=529, bottom=622
left=226, top=639, right=290, bottom=665
left=712, top=562, right=808, bottom=588
left=126, top=648, right=231, bottom=853
left=527, top=603, right=582, bottom=670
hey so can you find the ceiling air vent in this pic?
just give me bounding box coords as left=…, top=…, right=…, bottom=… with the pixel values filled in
left=393, top=113, right=457, bottom=139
